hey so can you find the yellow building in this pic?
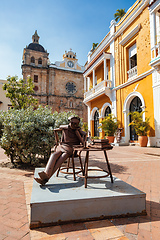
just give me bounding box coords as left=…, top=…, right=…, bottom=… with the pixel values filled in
left=0, top=80, right=12, bottom=111
left=84, top=0, right=159, bottom=146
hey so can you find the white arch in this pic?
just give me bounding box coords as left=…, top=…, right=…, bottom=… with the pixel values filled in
left=101, top=102, right=112, bottom=118
left=91, top=107, right=99, bottom=120
left=123, top=91, right=145, bottom=113
left=123, top=91, right=146, bottom=143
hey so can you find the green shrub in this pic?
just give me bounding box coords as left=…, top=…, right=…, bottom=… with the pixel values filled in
left=100, top=114, right=119, bottom=136
left=0, top=108, right=83, bottom=167
left=0, top=111, right=6, bottom=139
left=0, top=106, right=55, bottom=166
left=82, top=122, right=88, bottom=133
left=53, top=111, right=83, bottom=128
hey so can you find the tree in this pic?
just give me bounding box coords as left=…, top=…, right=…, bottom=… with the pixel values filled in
left=128, top=111, right=150, bottom=136
left=3, top=76, right=38, bottom=109
left=114, top=9, right=126, bottom=22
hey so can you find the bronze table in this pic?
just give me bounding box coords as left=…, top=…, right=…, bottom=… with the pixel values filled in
left=75, top=147, right=113, bottom=188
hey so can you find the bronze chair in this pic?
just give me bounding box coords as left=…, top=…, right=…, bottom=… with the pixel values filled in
left=54, top=129, right=84, bottom=181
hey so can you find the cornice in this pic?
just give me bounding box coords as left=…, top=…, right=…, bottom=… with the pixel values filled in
left=119, top=24, right=141, bottom=45
left=49, top=64, right=84, bottom=73
left=115, top=0, right=150, bottom=38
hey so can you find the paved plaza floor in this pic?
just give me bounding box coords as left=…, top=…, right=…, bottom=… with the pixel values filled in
left=0, top=145, right=160, bottom=240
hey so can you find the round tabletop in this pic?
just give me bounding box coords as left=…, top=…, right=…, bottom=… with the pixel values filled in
left=73, top=146, right=113, bottom=151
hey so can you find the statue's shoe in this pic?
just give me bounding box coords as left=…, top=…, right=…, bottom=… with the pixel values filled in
left=34, top=177, right=48, bottom=186
left=38, top=171, right=49, bottom=180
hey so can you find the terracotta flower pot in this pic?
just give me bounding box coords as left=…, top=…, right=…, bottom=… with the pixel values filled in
left=138, top=136, right=148, bottom=147
left=106, top=136, right=115, bottom=143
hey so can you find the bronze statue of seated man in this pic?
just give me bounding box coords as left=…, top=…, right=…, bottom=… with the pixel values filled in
left=34, top=116, right=87, bottom=185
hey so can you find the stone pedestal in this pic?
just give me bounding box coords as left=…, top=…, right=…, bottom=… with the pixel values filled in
left=30, top=168, right=146, bottom=229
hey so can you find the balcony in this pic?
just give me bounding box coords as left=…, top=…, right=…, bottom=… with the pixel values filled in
left=127, top=66, right=137, bottom=81
left=150, top=43, right=160, bottom=71
left=84, top=79, right=112, bottom=103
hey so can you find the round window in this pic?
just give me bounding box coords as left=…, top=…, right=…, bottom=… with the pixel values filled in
left=65, top=82, right=77, bottom=94
left=33, top=86, right=38, bottom=91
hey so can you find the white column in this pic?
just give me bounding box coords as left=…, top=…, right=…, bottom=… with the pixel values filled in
left=93, top=69, right=95, bottom=88
left=150, top=12, right=157, bottom=48
left=87, top=77, right=90, bottom=91
left=84, top=77, right=86, bottom=92
left=104, top=58, right=107, bottom=81
left=153, top=12, right=157, bottom=46
left=106, top=66, right=108, bottom=80
left=88, top=104, right=91, bottom=132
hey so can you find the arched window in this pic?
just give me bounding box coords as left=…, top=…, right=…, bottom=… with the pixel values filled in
left=31, top=56, right=35, bottom=64
left=129, top=96, right=142, bottom=141
left=104, top=106, right=111, bottom=117
left=94, top=110, right=99, bottom=137
left=38, top=58, right=42, bottom=65
left=69, top=101, right=73, bottom=108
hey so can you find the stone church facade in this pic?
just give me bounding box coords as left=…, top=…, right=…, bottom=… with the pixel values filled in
left=21, top=31, right=87, bottom=121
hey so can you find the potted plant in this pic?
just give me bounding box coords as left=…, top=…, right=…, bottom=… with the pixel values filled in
left=128, top=111, right=150, bottom=147
left=100, top=114, right=118, bottom=143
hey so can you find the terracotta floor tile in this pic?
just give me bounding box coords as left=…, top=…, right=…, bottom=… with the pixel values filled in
left=125, top=223, right=138, bottom=235
left=138, top=229, right=152, bottom=240
left=21, top=233, right=31, bottom=240
left=139, top=222, right=151, bottom=232
left=3, top=237, right=17, bottom=240
left=0, top=233, right=7, bottom=240
left=117, top=237, right=129, bottom=240
left=30, top=225, right=65, bottom=240
left=151, top=227, right=160, bottom=240
left=85, top=220, right=124, bottom=240
left=3, top=218, right=26, bottom=229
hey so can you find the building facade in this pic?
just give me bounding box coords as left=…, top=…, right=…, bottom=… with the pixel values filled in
left=22, top=31, right=87, bottom=121
left=84, top=0, right=159, bottom=146
left=149, top=0, right=160, bottom=146
left=0, top=80, right=11, bottom=111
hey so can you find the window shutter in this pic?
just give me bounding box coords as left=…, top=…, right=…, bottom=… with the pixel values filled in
left=129, top=44, right=137, bottom=58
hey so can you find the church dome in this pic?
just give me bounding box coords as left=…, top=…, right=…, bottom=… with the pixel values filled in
left=26, top=30, right=46, bottom=53
left=27, top=43, right=45, bottom=52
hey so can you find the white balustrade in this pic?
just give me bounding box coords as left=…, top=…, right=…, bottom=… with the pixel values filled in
left=151, top=43, right=160, bottom=61
left=84, top=79, right=112, bottom=99
left=127, top=66, right=137, bottom=80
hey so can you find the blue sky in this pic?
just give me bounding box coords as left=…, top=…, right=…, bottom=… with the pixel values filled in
left=0, top=0, right=136, bottom=80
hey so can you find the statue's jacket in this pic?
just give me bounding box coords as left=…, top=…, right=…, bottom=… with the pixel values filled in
left=59, top=125, right=86, bottom=155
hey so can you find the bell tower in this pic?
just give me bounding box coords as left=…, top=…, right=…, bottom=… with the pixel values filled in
left=21, top=31, right=49, bottom=105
